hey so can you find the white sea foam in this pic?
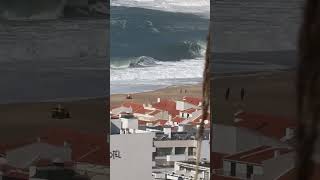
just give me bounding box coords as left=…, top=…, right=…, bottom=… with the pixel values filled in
left=111, top=0, right=210, bottom=18
left=110, top=57, right=204, bottom=94
left=111, top=58, right=204, bottom=82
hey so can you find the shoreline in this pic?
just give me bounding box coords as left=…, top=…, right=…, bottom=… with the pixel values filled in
left=0, top=69, right=296, bottom=140
left=110, top=69, right=292, bottom=96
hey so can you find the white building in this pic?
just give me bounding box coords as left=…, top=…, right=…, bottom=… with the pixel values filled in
left=218, top=146, right=295, bottom=180
left=110, top=114, right=156, bottom=180
left=153, top=126, right=210, bottom=167
left=166, top=161, right=210, bottom=180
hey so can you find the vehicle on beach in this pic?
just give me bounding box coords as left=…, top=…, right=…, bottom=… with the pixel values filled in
left=51, top=104, right=71, bottom=119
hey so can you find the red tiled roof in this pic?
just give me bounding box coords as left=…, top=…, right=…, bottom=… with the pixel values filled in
left=235, top=112, right=297, bottom=140
left=192, top=113, right=210, bottom=123
left=224, top=146, right=292, bottom=165
left=110, top=105, right=121, bottom=110
left=135, top=108, right=153, bottom=114
left=40, top=128, right=109, bottom=166
left=277, top=163, right=320, bottom=180
left=181, top=108, right=198, bottom=114
left=152, top=99, right=179, bottom=117
left=211, top=152, right=228, bottom=169
left=0, top=128, right=108, bottom=167
left=31, top=159, right=74, bottom=167
left=153, top=119, right=168, bottom=126
left=172, top=117, right=184, bottom=123
left=0, top=139, right=36, bottom=155
left=122, top=102, right=144, bottom=113
left=183, top=96, right=202, bottom=106
left=111, top=115, right=119, bottom=119
left=4, top=171, right=29, bottom=180
left=138, top=120, right=148, bottom=125
left=149, top=110, right=161, bottom=116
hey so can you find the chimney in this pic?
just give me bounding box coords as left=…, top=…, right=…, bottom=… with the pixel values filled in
left=157, top=98, right=161, bottom=103
left=64, top=141, right=69, bottom=147
left=274, top=150, right=280, bottom=158
left=285, top=127, right=294, bottom=139
left=164, top=127, right=172, bottom=139
left=178, top=125, right=184, bottom=132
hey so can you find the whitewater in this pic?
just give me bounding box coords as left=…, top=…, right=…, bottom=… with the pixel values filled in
left=111, top=0, right=210, bottom=18
left=110, top=0, right=210, bottom=94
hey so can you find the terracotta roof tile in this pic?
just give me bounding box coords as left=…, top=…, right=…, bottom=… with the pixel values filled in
left=181, top=108, right=198, bottom=114
left=152, top=100, right=179, bottom=117
left=235, top=112, right=297, bottom=140
left=211, top=152, right=228, bottom=169
left=172, top=117, right=184, bottom=123
left=277, top=163, right=320, bottom=180
left=183, top=96, right=202, bottom=106
left=224, top=146, right=292, bottom=165
left=153, top=119, right=168, bottom=126
left=122, top=102, right=144, bottom=113
left=40, top=128, right=109, bottom=166
left=149, top=110, right=161, bottom=116
left=0, top=129, right=109, bottom=167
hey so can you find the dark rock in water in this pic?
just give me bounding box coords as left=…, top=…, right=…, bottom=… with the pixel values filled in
left=129, top=56, right=159, bottom=68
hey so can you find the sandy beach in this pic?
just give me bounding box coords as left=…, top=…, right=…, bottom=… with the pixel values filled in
left=0, top=70, right=297, bottom=142
left=111, top=70, right=297, bottom=125
left=0, top=98, right=108, bottom=142
left=110, top=84, right=203, bottom=106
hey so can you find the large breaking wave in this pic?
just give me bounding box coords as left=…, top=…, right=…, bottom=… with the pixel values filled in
left=110, top=6, right=209, bottom=94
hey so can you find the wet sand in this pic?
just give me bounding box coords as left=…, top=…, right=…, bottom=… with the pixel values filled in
left=0, top=98, right=108, bottom=142
left=110, top=84, right=203, bottom=107
left=111, top=70, right=297, bottom=125
left=0, top=70, right=296, bottom=142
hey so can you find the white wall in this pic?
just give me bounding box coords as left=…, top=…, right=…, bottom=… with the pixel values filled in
left=212, top=124, right=237, bottom=154
left=212, top=124, right=285, bottom=155
left=121, top=118, right=138, bottom=130
left=201, top=140, right=210, bottom=161
left=236, top=127, right=282, bottom=152
left=110, top=132, right=155, bottom=180
left=176, top=101, right=198, bottom=111
left=259, top=152, right=295, bottom=180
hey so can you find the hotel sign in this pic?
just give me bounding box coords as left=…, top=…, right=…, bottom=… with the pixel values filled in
left=110, top=150, right=122, bottom=159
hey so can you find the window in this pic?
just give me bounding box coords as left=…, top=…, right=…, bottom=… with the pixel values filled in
left=188, top=147, right=195, bottom=156
left=230, top=162, right=236, bottom=176
left=247, top=165, right=253, bottom=178
left=175, top=147, right=186, bottom=155
left=156, top=148, right=172, bottom=156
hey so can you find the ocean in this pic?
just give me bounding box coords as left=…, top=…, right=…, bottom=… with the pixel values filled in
left=110, top=0, right=210, bottom=94
left=0, top=1, right=108, bottom=104
left=110, top=0, right=301, bottom=94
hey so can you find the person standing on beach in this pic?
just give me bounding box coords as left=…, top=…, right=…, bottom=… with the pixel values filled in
left=240, top=88, right=245, bottom=101
left=225, top=88, right=230, bottom=100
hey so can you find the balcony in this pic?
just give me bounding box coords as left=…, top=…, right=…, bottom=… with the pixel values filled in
left=166, top=154, right=188, bottom=162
